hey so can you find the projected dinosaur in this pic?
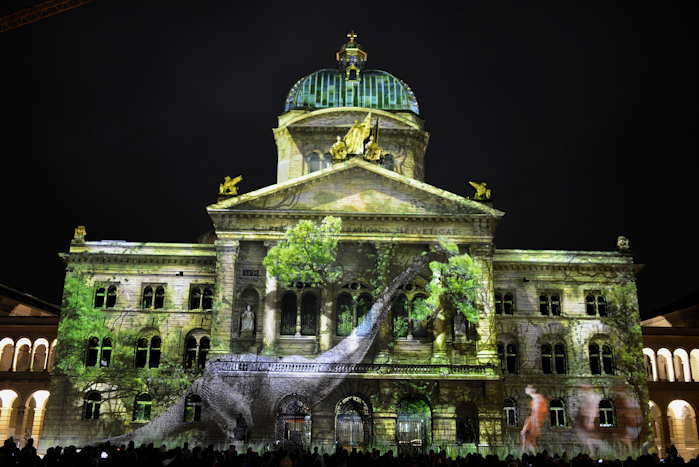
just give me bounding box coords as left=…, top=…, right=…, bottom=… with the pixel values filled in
left=110, top=249, right=446, bottom=445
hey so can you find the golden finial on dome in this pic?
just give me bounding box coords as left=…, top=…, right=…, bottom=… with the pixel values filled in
left=336, top=30, right=367, bottom=81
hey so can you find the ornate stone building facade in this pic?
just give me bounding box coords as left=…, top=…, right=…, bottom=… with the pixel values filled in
left=41, top=35, right=644, bottom=454
left=0, top=283, right=59, bottom=446
left=642, top=298, right=699, bottom=459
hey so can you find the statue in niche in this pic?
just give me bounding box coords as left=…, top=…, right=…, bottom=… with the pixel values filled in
left=453, top=312, right=467, bottom=341
left=240, top=304, right=255, bottom=335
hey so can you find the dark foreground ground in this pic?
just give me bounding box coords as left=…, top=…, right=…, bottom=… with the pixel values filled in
left=1, top=438, right=696, bottom=467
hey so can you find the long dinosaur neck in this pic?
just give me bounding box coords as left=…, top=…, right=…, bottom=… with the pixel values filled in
left=314, top=251, right=435, bottom=364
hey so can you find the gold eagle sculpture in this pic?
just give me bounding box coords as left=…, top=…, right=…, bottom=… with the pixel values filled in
left=468, top=181, right=492, bottom=200
left=219, top=175, right=242, bottom=196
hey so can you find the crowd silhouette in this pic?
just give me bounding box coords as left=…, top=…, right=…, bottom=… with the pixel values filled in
left=0, top=437, right=697, bottom=467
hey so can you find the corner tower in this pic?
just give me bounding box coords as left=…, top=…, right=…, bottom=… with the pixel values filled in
left=274, top=32, right=430, bottom=183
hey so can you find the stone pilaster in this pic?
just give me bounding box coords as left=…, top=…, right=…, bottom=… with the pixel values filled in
left=319, top=287, right=335, bottom=352
left=373, top=411, right=397, bottom=447
left=262, top=241, right=279, bottom=355
left=432, top=411, right=456, bottom=444
left=211, top=238, right=240, bottom=355
left=471, top=243, right=497, bottom=365
left=311, top=409, right=335, bottom=447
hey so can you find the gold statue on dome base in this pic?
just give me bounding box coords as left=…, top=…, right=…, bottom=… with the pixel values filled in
left=364, top=135, right=381, bottom=161
left=330, top=136, right=348, bottom=160
left=468, top=181, right=492, bottom=200
left=219, top=175, right=242, bottom=196
left=329, top=112, right=384, bottom=162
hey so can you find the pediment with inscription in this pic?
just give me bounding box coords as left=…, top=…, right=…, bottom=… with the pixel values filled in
left=209, top=159, right=502, bottom=218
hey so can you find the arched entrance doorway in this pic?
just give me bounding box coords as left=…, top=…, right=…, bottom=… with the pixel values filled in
left=668, top=400, right=699, bottom=459
left=335, top=395, right=372, bottom=448
left=396, top=398, right=431, bottom=454
left=275, top=395, right=311, bottom=448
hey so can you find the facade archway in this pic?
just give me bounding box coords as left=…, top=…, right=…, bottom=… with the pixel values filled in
left=13, top=338, right=31, bottom=372
left=667, top=400, right=699, bottom=459
left=649, top=401, right=664, bottom=456
left=0, top=389, right=19, bottom=440
left=23, top=390, right=50, bottom=446
left=31, top=338, right=49, bottom=372
left=690, top=349, right=699, bottom=383
left=643, top=348, right=657, bottom=381
left=275, top=395, right=312, bottom=447
left=396, top=397, right=431, bottom=452
left=0, top=338, right=14, bottom=371
left=673, top=349, right=691, bottom=382
left=657, top=348, right=674, bottom=381
left=335, top=395, right=372, bottom=448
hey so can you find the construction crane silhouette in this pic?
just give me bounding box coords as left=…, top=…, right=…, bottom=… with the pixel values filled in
left=1, top=0, right=95, bottom=33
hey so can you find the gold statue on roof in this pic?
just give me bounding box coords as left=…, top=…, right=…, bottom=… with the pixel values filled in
left=330, top=136, right=348, bottom=160
left=468, top=181, right=492, bottom=200
left=364, top=135, right=382, bottom=161
left=345, top=113, right=373, bottom=155
left=219, top=175, right=242, bottom=196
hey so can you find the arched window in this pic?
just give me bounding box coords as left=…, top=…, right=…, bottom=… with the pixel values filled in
left=184, top=333, right=210, bottom=369
left=599, top=400, right=615, bottom=427
left=336, top=289, right=373, bottom=336
left=602, top=345, right=614, bottom=374
left=495, top=292, right=514, bottom=315
left=280, top=292, right=297, bottom=336
left=189, top=285, right=214, bottom=310
left=100, top=338, right=112, bottom=367
left=392, top=294, right=409, bottom=338
left=15, top=341, right=31, bottom=371
left=673, top=349, right=690, bottom=382
left=94, top=287, right=106, bottom=308
left=84, top=391, right=102, bottom=420
left=142, top=285, right=165, bottom=310
left=542, top=343, right=566, bottom=374
left=133, top=394, right=152, bottom=422
left=149, top=336, right=161, bottom=368
left=275, top=395, right=312, bottom=446
left=184, top=394, right=202, bottom=422
left=497, top=343, right=518, bottom=374
left=589, top=343, right=613, bottom=375
left=142, top=286, right=153, bottom=309
left=504, top=398, right=518, bottom=426
left=539, top=294, right=561, bottom=316
left=550, top=399, right=566, bottom=427
left=554, top=344, right=567, bottom=373
left=86, top=337, right=100, bottom=367
left=106, top=285, right=117, bottom=308
left=586, top=294, right=607, bottom=316
left=135, top=335, right=161, bottom=368
left=300, top=292, right=319, bottom=336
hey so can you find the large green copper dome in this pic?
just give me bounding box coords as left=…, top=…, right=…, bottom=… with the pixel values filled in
left=283, top=69, right=420, bottom=115
left=283, top=33, right=419, bottom=115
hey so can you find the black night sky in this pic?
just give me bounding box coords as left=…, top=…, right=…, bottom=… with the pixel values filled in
left=1, top=2, right=696, bottom=318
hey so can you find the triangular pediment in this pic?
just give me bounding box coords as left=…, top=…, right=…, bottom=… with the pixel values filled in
left=208, top=159, right=503, bottom=218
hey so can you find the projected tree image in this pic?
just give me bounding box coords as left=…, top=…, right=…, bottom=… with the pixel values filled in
left=89, top=217, right=482, bottom=445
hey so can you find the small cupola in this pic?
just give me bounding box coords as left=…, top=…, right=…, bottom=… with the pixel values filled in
left=336, top=31, right=367, bottom=81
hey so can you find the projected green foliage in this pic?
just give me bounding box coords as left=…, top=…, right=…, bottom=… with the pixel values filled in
left=413, top=242, right=481, bottom=323
left=56, top=267, right=196, bottom=425
left=263, top=216, right=342, bottom=286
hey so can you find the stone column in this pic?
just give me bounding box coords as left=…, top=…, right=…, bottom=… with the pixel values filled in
left=471, top=244, right=498, bottom=365
left=262, top=241, right=279, bottom=355
left=311, top=409, right=335, bottom=449
left=211, top=238, right=240, bottom=356
left=319, top=287, right=335, bottom=352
